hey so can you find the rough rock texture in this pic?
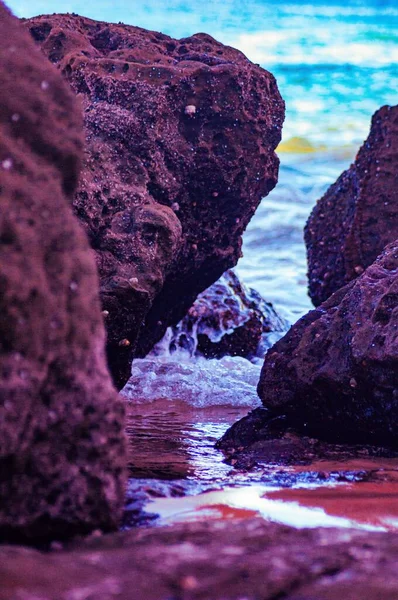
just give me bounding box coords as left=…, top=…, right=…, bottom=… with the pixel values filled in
left=1, top=519, right=398, bottom=599
left=256, top=241, right=398, bottom=448
left=24, top=14, right=285, bottom=388
left=306, top=105, right=398, bottom=306
left=151, top=269, right=288, bottom=360
left=0, top=4, right=126, bottom=543
left=218, top=407, right=398, bottom=470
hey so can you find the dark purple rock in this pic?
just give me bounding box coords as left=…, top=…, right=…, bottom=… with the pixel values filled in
left=306, top=105, right=398, bottom=306
left=0, top=3, right=126, bottom=543
left=257, top=241, right=398, bottom=447
left=24, top=13, right=285, bottom=388
left=151, top=270, right=288, bottom=360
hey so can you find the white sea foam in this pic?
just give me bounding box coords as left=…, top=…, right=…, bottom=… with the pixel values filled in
left=122, top=354, right=262, bottom=408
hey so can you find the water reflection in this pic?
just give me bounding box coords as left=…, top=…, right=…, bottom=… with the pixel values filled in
left=126, top=400, right=248, bottom=480
left=126, top=399, right=398, bottom=533
left=148, top=481, right=398, bottom=532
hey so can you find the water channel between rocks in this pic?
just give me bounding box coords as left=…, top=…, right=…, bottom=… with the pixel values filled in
left=123, top=395, right=398, bottom=534
left=121, top=145, right=398, bottom=538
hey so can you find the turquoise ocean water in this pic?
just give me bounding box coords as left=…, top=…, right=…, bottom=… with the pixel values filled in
left=9, top=0, right=398, bottom=320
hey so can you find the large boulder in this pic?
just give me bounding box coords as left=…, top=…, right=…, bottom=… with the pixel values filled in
left=0, top=3, right=126, bottom=543
left=24, top=14, right=285, bottom=388
left=257, top=241, right=398, bottom=447
left=305, top=105, right=398, bottom=306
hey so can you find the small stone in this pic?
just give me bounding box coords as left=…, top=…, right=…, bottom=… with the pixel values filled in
left=101, top=310, right=109, bottom=317
left=354, top=265, right=364, bottom=274
left=129, top=277, right=138, bottom=285
left=349, top=378, right=357, bottom=388
left=118, top=338, right=131, bottom=347
left=184, top=104, right=196, bottom=116
left=171, top=202, right=180, bottom=211
left=2, top=158, right=13, bottom=170
left=181, top=575, right=198, bottom=590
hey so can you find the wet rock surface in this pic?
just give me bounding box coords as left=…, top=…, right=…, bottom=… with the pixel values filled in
left=306, top=105, right=398, bottom=306
left=0, top=4, right=126, bottom=543
left=218, top=408, right=398, bottom=470
left=1, top=519, right=398, bottom=600
left=255, top=241, right=398, bottom=448
left=151, top=269, right=288, bottom=360
left=25, top=13, right=285, bottom=388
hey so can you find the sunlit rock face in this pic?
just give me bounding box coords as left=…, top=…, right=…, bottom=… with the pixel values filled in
left=305, top=105, right=398, bottom=306
left=25, top=13, right=285, bottom=388
left=0, top=3, right=126, bottom=543
left=257, top=241, right=398, bottom=447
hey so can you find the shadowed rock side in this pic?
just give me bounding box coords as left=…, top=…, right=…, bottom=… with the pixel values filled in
left=257, top=241, right=398, bottom=448
left=0, top=4, right=126, bottom=543
left=24, top=14, right=285, bottom=388
left=151, top=269, right=288, bottom=360
left=1, top=520, right=398, bottom=599
left=306, top=105, right=398, bottom=306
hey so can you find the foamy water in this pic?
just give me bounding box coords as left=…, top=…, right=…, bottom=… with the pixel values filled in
left=123, top=354, right=262, bottom=408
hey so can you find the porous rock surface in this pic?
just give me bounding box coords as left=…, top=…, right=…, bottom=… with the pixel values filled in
left=257, top=241, right=398, bottom=447
left=24, top=13, right=285, bottom=387
left=151, top=269, right=288, bottom=360
left=0, top=3, right=126, bottom=542
left=306, top=104, right=398, bottom=306
left=1, top=519, right=397, bottom=600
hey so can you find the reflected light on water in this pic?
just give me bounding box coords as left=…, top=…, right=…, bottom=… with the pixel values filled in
left=148, top=483, right=398, bottom=533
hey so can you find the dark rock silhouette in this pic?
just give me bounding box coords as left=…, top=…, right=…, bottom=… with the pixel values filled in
left=306, top=105, right=398, bottom=306
left=25, top=13, right=285, bottom=388
left=0, top=3, right=126, bottom=543
left=152, top=270, right=288, bottom=360
left=257, top=241, right=398, bottom=447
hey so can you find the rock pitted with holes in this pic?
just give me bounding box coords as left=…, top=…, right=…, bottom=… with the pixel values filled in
left=25, top=13, right=285, bottom=387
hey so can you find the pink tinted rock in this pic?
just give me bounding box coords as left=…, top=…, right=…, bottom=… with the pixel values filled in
left=0, top=3, right=126, bottom=543
left=25, top=13, right=285, bottom=387
left=258, top=241, right=398, bottom=447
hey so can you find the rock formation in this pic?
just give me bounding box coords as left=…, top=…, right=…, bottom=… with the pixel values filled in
left=257, top=241, right=398, bottom=447
left=0, top=3, right=126, bottom=542
left=1, top=519, right=397, bottom=599
left=151, top=270, right=288, bottom=360
left=306, top=105, right=398, bottom=306
left=24, top=13, right=285, bottom=388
